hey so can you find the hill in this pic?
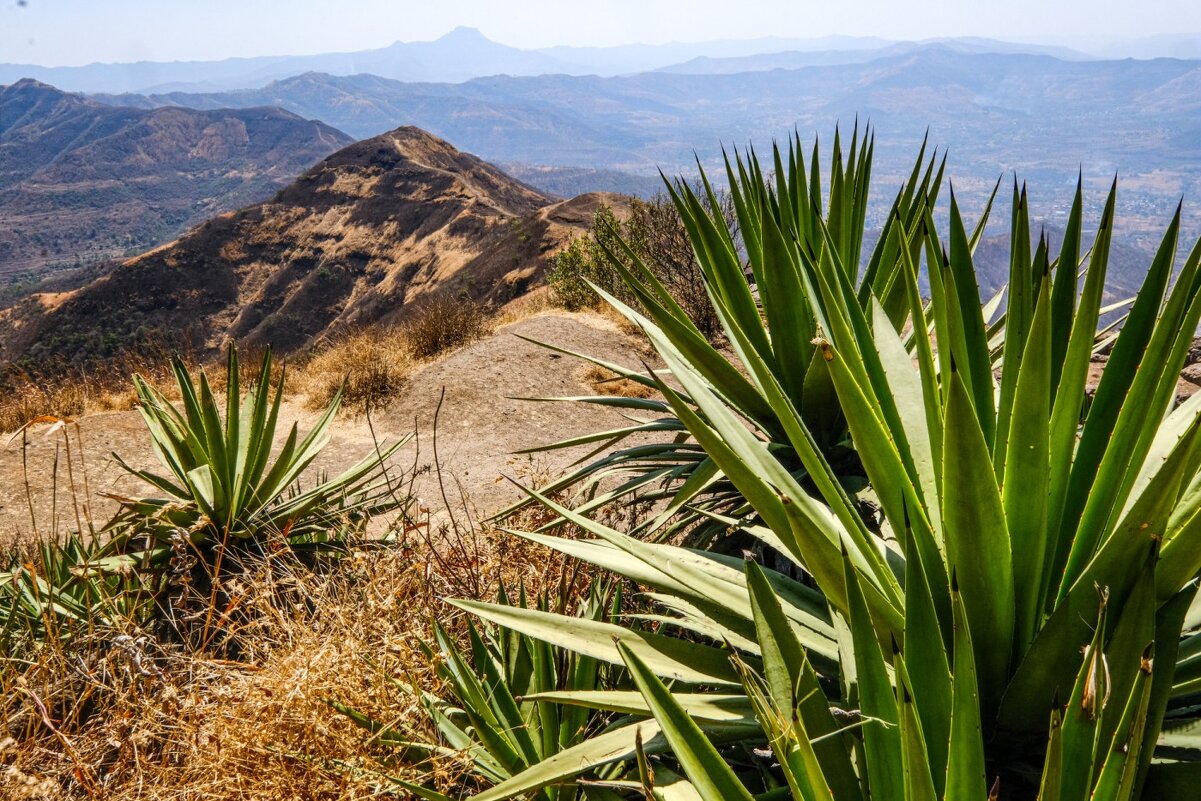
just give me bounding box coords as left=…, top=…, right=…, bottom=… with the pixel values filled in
left=0, top=79, right=352, bottom=277
left=0, top=127, right=614, bottom=367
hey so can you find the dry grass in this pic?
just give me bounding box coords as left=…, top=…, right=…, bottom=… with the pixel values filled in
left=0, top=345, right=208, bottom=435
left=1, top=490, right=582, bottom=800
left=297, top=329, right=414, bottom=415
left=579, top=364, right=656, bottom=399
left=403, top=295, right=492, bottom=361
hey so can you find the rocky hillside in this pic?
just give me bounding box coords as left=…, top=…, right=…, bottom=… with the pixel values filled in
left=0, top=126, right=616, bottom=367
left=0, top=79, right=351, bottom=276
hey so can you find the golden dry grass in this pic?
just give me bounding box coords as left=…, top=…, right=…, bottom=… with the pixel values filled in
left=297, top=329, right=415, bottom=415
left=10, top=485, right=593, bottom=796
left=402, top=295, right=493, bottom=361
left=579, top=364, right=656, bottom=399
left=1, top=494, right=582, bottom=800
left=0, top=347, right=205, bottom=435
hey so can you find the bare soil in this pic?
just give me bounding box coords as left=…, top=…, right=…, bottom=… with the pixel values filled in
left=0, top=310, right=655, bottom=547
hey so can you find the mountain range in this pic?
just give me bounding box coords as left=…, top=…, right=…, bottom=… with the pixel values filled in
left=0, top=27, right=1091, bottom=95
left=0, top=127, right=612, bottom=367
left=0, top=79, right=351, bottom=277
left=3, top=30, right=1201, bottom=370
left=90, top=46, right=1201, bottom=248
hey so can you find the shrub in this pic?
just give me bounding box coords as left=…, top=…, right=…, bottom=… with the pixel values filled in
left=404, top=294, right=492, bottom=360
left=457, top=128, right=1201, bottom=800
left=299, top=328, right=413, bottom=414
left=547, top=194, right=733, bottom=340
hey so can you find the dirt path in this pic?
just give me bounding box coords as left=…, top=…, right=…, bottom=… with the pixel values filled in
left=0, top=311, right=655, bottom=548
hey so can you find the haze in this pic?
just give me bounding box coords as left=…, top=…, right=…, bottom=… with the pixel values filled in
left=5, top=0, right=1201, bottom=66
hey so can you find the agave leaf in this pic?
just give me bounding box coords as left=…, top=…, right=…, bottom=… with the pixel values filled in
left=617, top=641, right=756, bottom=801
left=450, top=599, right=743, bottom=686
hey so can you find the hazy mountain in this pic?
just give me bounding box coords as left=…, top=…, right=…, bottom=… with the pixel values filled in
left=0, top=28, right=578, bottom=94
left=658, top=38, right=1092, bottom=74
left=0, top=79, right=351, bottom=276
left=535, top=34, right=894, bottom=74
left=1, top=27, right=1094, bottom=95
left=91, top=46, right=1201, bottom=246
left=499, top=164, right=666, bottom=199
left=0, top=127, right=612, bottom=366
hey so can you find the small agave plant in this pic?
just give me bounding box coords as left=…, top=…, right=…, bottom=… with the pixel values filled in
left=337, top=582, right=632, bottom=801
left=2, top=347, right=412, bottom=649
left=108, top=346, right=409, bottom=550
left=447, top=130, right=1201, bottom=800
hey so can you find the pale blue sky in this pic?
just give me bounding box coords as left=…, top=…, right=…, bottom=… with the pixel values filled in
left=3, top=0, right=1200, bottom=66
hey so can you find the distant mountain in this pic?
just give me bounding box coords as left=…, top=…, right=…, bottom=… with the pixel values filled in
left=657, top=38, right=1092, bottom=74
left=535, top=34, right=895, bottom=75
left=0, top=79, right=351, bottom=276
left=2, top=79, right=350, bottom=278
left=0, top=27, right=581, bottom=94
left=0, top=127, right=613, bottom=366
left=0, top=27, right=1100, bottom=95
left=92, top=47, right=1201, bottom=247
left=499, top=164, right=666, bottom=199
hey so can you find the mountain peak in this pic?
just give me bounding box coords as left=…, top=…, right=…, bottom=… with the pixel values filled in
left=3, top=77, right=73, bottom=97
left=436, top=26, right=493, bottom=45
left=0, top=125, right=579, bottom=364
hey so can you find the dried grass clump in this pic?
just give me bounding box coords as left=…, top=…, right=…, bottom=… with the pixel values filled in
left=0, top=347, right=192, bottom=434
left=403, top=294, right=493, bottom=360
left=3, top=550, right=428, bottom=800
left=579, top=364, right=656, bottom=399
left=298, top=329, right=414, bottom=414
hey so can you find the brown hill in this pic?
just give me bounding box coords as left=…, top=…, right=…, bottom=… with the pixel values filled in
left=0, top=79, right=352, bottom=276
left=0, top=126, right=619, bottom=367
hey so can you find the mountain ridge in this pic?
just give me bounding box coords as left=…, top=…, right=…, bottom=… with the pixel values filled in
left=0, top=126, right=614, bottom=366
left=0, top=79, right=352, bottom=276
left=0, top=29, right=1105, bottom=95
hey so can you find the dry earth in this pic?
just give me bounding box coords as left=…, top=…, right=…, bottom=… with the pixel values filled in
left=0, top=310, right=654, bottom=547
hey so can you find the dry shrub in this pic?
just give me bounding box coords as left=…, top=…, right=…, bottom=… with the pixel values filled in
left=0, top=347, right=194, bottom=434
left=1, top=498, right=584, bottom=800
left=297, top=329, right=414, bottom=414
left=579, top=364, right=656, bottom=399
left=403, top=295, right=492, bottom=360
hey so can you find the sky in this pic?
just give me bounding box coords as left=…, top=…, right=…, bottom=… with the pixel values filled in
left=3, top=0, right=1201, bottom=66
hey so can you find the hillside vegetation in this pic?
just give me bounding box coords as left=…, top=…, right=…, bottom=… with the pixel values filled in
left=7, top=124, right=1201, bottom=801
left=0, top=79, right=351, bottom=277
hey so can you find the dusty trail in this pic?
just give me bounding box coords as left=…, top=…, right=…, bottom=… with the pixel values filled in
left=0, top=311, right=654, bottom=547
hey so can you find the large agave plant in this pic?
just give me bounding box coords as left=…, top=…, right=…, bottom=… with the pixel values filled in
left=505, top=128, right=965, bottom=547
left=456, top=134, right=1201, bottom=799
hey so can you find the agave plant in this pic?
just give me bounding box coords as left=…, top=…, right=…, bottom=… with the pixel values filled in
left=106, top=346, right=411, bottom=555
left=504, top=127, right=966, bottom=548
left=336, top=583, right=640, bottom=800
left=2, top=347, right=412, bottom=654
left=450, top=133, right=1201, bottom=800
left=0, top=532, right=151, bottom=656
